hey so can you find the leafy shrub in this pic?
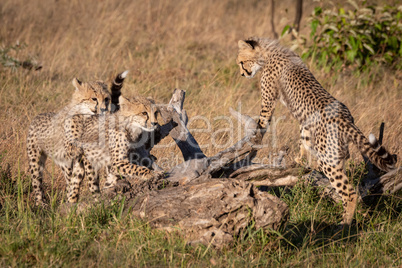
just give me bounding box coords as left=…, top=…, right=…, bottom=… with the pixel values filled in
left=285, top=1, right=402, bottom=70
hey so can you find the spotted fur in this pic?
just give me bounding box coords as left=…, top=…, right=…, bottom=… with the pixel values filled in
left=237, top=37, right=397, bottom=226
left=27, top=72, right=127, bottom=206
left=70, top=95, right=162, bottom=194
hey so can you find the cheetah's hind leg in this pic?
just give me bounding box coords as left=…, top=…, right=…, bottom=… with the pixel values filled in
left=319, top=158, right=357, bottom=228
left=28, top=151, right=48, bottom=207
left=295, top=127, right=318, bottom=170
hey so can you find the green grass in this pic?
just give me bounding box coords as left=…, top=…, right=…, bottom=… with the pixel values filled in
left=1, top=162, right=401, bottom=267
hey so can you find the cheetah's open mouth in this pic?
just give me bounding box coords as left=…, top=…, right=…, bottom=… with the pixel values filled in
left=128, top=122, right=158, bottom=132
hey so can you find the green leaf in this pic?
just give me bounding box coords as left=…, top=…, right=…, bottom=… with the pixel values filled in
left=332, top=44, right=341, bottom=54
left=311, top=19, right=319, bottom=37
left=388, top=36, right=398, bottom=49
left=374, top=23, right=382, bottom=30
left=314, top=7, right=322, bottom=16
left=349, top=36, right=357, bottom=50
left=281, top=25, right=291, bottom=37
left=346, top=50, right=357, bottom=62
left=399, top=43, right=402, bottom=56
left=384, top=51, right=393, bottom=62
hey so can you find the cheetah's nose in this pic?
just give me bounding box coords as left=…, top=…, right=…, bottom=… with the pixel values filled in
left=151, top=122, right=159, bottom=129
left=100, top=108, right=107, bottom=114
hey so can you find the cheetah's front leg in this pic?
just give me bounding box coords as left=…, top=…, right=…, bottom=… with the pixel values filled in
left=66, top=160, right=85, bottom=203
left=257, top=100, right=276, bottom=130
left=103, top=162, right=162, bottom=195
left=63, top=115, right=84, bottom=159
left=81, top=155, right=100, bottom=196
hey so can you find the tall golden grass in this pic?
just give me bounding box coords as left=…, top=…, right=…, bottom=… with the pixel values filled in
left=0, top=0, right=400, bottom=194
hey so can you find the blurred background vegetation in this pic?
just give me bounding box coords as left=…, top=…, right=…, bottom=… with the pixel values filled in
left=284, top=1, right=402, bottom=71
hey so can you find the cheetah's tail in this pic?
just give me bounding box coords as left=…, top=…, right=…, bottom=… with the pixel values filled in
left=350, top=126, right=397, bottom=172
left=110, top=70, right=129, bottom=112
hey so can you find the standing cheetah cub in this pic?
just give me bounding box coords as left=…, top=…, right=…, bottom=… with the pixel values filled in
left=27, top=71, right=127, bottom=206
left=237, top=37, right=397, bottom=226
left=69, top=95, right=162, bottom=194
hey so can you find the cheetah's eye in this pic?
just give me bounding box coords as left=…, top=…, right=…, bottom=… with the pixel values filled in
left=105, top=98, right=110, bottom=103
left=240, top=61, right=244, bottom=66
left=142, top=112, right=148, bottom=116
left=91, top=98, right=97, bottom=101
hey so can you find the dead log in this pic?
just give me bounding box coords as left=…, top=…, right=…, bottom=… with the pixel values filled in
left=157, top=89, right=206, bottom=161
left=165, top=105, right=264, bottom=184
left=126, top=179, right=289, bottom=248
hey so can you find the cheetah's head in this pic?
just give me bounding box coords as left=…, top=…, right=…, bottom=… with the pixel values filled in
left=236, top=39, right=263, bottom=79
left=119, top=96, right=160, bottom=133
left=71, top=78, right=111, bottom=115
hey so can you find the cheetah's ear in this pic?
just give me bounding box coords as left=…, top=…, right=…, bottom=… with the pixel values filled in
left=72, top=78, right=83, bottom=90
left=238, top=40, right=252, bottom=50
left=146, top=97, right=156, bottom=104
left=238, top=39, right=259, bottom=50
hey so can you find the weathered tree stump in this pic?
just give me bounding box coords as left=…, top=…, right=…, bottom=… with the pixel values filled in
left=126, top=179, right=289, bottom=247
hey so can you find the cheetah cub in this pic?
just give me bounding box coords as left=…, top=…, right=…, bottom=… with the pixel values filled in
left=237, top=37, right=397, bottom=226
left=27, top=71, right=127, bottom=206
left=69, top=95, right=162, bottom=194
